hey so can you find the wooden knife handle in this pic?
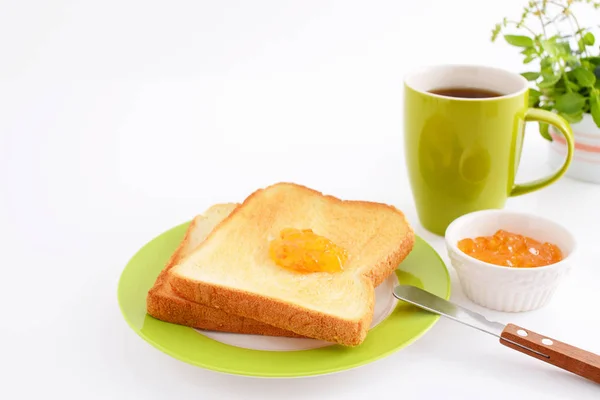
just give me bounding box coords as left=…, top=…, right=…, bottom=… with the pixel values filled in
left=500, top=323, right=600, bottom=384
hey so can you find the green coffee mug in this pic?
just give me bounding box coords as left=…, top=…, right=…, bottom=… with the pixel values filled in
left=404, top=65, right=574, bottom=236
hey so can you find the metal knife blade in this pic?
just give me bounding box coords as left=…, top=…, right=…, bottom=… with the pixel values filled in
left=393, top=285, right=600, bottom=384
left=393, top=284, right=505, bottom=338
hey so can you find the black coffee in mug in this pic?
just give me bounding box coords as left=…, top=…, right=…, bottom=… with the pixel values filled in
left=428, top=87, right=503, bottom=99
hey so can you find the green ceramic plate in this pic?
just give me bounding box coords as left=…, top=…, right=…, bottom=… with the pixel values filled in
left=118, top=221, right=451, bottom=377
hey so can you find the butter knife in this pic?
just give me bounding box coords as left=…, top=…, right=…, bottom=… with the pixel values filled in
left=393, top=285, right=600, bottom=384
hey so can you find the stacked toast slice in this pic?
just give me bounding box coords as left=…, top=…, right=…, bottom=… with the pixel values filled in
left=147, top=182, right=414, bottom=346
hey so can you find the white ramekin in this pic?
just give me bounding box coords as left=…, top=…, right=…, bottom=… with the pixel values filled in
left=445, top=210, right=577, bottom=312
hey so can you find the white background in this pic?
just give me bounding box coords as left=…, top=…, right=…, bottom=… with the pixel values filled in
left=1, top=0, right=599, bottom=399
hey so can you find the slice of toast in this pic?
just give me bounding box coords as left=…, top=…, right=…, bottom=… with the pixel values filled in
left=169, top=182, right=415, bottom=346
left=146, top=203, right=302, bottom=337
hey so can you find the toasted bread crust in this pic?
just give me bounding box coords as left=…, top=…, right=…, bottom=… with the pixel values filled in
left=169, top=183, right=415, bottom=346
left=146, top=204, right=303, bottom=338
left=147, top=276, right=303, bottom=337
left=169, top=275, right=375, bottom=346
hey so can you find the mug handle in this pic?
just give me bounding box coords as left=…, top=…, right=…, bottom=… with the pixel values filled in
left=509, top=108, right=574, bottom=197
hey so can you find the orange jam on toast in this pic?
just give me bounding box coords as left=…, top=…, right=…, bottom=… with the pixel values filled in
left=269, top=228, right=348, bottom=273
left=457, top=229, right=563, bottom=268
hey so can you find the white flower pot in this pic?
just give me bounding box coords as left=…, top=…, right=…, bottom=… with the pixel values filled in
left=548, top=114, right=600, bottom=184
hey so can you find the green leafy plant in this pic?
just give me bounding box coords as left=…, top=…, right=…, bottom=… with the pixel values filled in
left=492, top=0, right=600, bottom=140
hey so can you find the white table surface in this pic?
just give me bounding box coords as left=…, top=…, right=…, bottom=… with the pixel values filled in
left=2, top=1, right=599, bottom=399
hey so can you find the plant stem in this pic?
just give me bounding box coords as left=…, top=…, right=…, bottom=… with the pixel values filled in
left=543, top=1, right=567, bottom=37
left=533, top=1, right=548, bottom=38
left=568, top=9, right=590, bottom=56
left=543, top=13, right=567, bottom=27
left=545, top=0, right=569, bottom=9
left=506, top=20, right=539, bottom=37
